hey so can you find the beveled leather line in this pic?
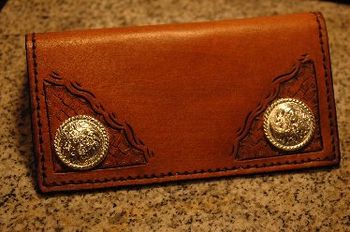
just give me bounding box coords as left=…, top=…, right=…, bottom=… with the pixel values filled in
left=30, top=33, right=48, bottom=185
left=314, top=12, right=338, bottom=162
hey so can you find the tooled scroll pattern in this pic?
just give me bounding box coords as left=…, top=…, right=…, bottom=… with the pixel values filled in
left=44, top=72, right=154, bottom=171
left=233, top=55, right=323, bottom=160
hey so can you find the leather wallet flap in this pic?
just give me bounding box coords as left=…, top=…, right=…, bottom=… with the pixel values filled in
left=26, top=12, right=340, bottom=192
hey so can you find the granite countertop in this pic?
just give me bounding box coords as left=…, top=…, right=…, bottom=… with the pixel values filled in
left=0, top=0, right=349, bottom=231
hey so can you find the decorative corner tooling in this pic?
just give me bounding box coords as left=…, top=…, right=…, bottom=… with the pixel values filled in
left=43, top=72, right=154, bottom=172
left=232, top=55, right=323, bottom=160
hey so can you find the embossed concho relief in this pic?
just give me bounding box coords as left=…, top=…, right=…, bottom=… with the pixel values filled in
left=44, top=72, right=153, bottom=171
left=233, top=55, right=323, bottom=160
left=54, top=115, right=110, bottom=170
left=263, top=98, right=316, bottom=151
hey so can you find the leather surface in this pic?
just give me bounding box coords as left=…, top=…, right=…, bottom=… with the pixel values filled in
left=25, top=12, right=340, bottom=193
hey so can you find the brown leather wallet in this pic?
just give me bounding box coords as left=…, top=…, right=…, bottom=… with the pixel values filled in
left=25, top=12, right=340, bottom=193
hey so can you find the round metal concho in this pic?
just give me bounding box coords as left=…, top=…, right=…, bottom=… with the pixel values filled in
left=54, top=115, right=109, bottom=170
left=263, top=98, right=315, bottom=151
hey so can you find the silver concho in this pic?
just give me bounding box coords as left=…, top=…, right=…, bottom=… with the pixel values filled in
left=54, top=115, right=109, bottom=170
left=263, top=98, right=315, bottom=151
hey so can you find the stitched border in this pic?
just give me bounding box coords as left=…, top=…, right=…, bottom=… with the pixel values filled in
left=314, top=12, right=337, bottom=159
left=32, top=13, right=338, bottom=187
left=31, top=34, right=47, bottom=185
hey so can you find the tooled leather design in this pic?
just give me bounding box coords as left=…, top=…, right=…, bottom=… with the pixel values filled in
left=29, top=13, right=338, bottom=191
left=43, top=72, right=154, bottom=171
left=233, top=55, right=323, bottom=160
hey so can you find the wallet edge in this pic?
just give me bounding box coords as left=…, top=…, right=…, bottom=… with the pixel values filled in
left=25, top=12, right=341, bottom=193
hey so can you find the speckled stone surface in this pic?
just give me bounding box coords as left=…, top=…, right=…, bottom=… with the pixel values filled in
left=0, top=0, right=349, bottom=231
